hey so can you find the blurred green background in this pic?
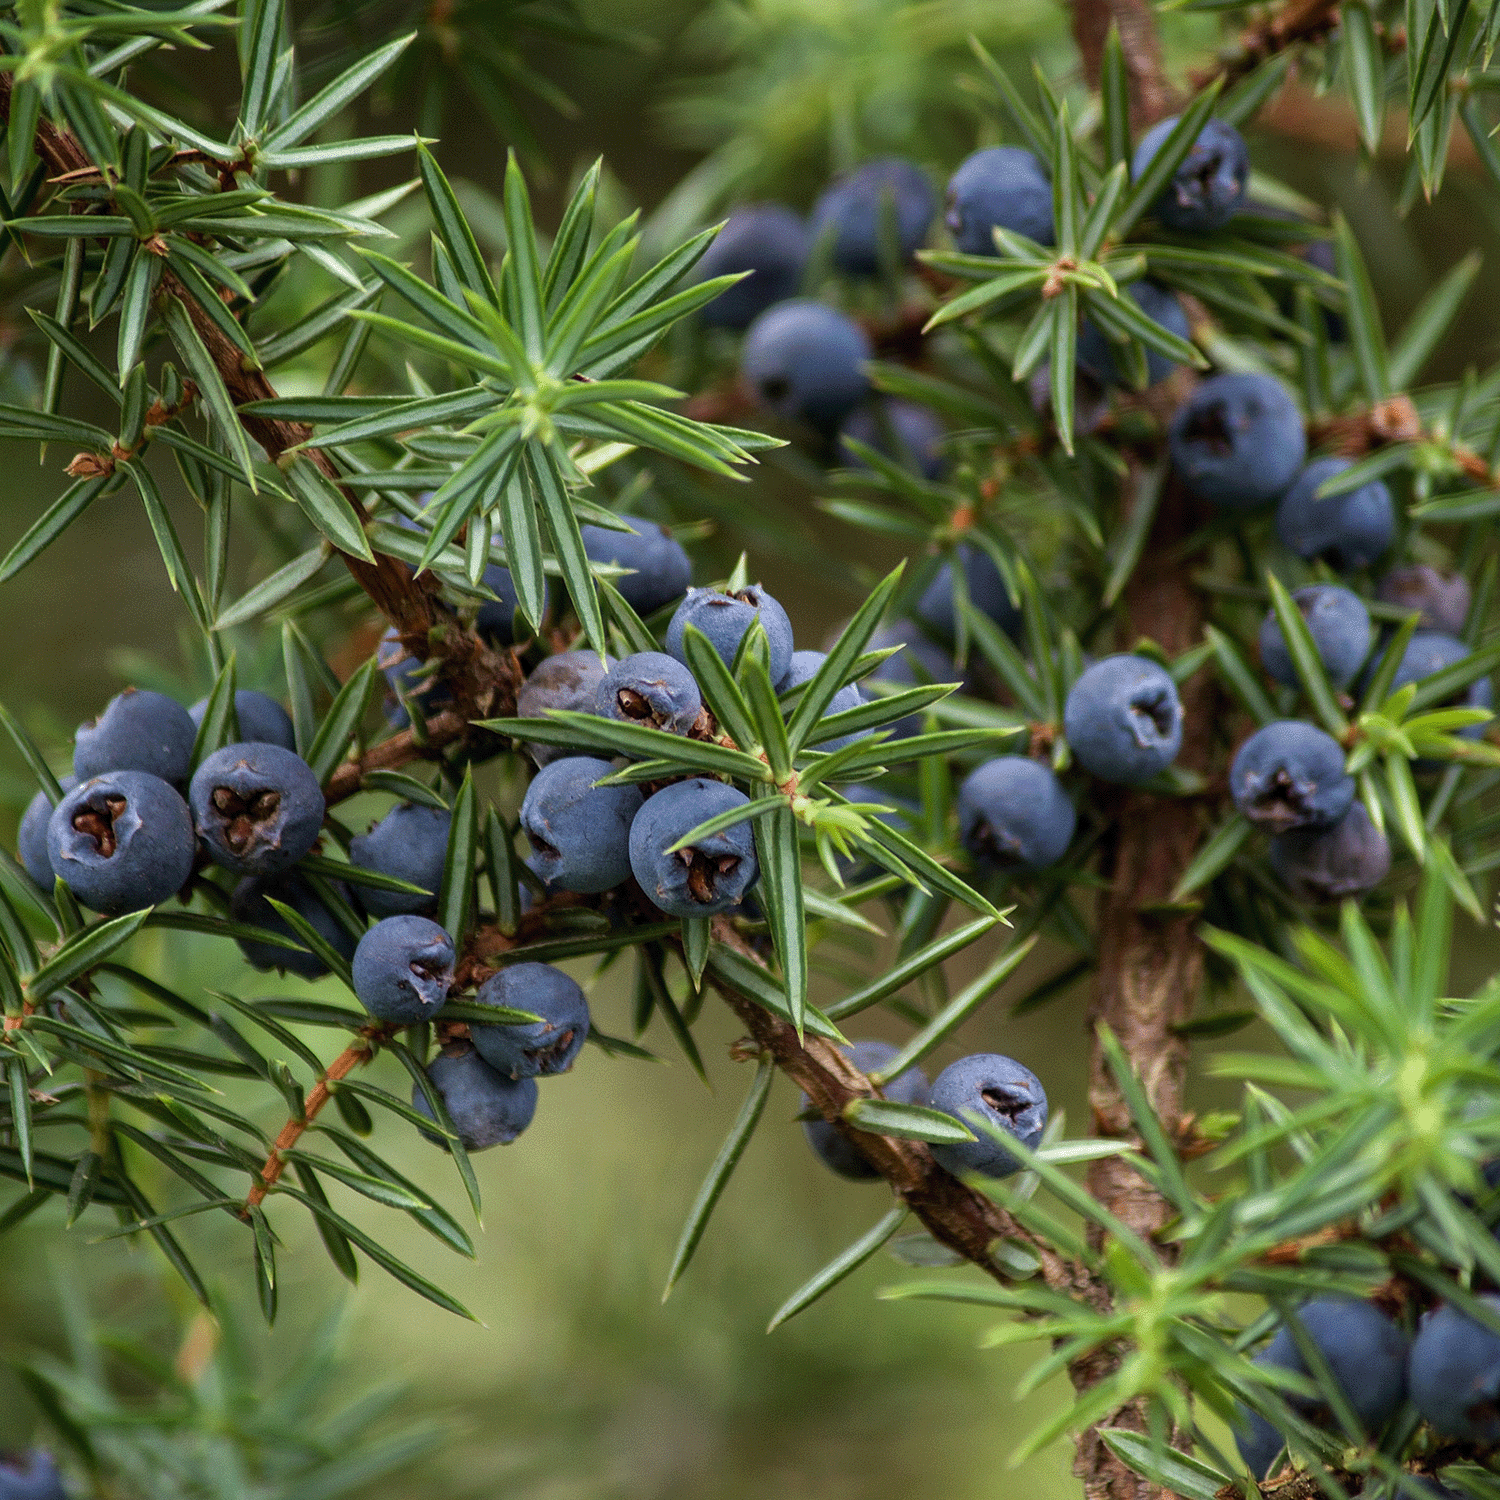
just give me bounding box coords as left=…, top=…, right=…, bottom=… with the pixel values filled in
left=4, top=0, right=1500, bottom=1494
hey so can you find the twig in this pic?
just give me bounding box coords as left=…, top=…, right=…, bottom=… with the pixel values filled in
left=1067, top=0, right=1173, bottom=125
left=242, top=1039, right=377, bottom=1212
left=1204, top=0, right=1343, bottom=90
left=0, top=74, right=507, bottom=729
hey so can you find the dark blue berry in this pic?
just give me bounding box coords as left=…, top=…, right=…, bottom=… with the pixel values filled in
left=1377, top=564, right=1471, bottom=636
left=476, top=562, right=547, bottom=644
left=516, top=651, right=613, bottom=766
left=469, top=961, right=590, bottom=1078
left=811, top=157, right=936, bottom=274
left=1408, top=1297, right=1500, bottom=1441
left=74, top=688, right=195, bottom=785
left=1063, top=655, right=1183, bottom=784
left=1132, top=116, right=1249, bottom=232
left=1230, top=720, right=1354, bottom=831
left=945, top=145, right=1053, bottom=253
left=666, top=584, right=795, bottom=687
left=864, top=621, right=969, bottom=740
left=520, top=756, right=642, bottom=894
left=189, top=743, right=324, bottom=876
left=928, top=1053, right=1048, bottom=1179
left=1235, top=1300, right=1407, bottom=1475
left=596, top=652, right=702, bottom=735
left=1379, top=630, right=1494, bottom=735
left=47, top=772, right=195, bottom=915
left=741, top=300, right=871, bottom=434
left=348, top=802, right=450, bottom=918
left=189, top=690, right=295, bottom=752
left=581, top=514, right=692, bottom=617
left=1276, top=457, right=1394, bottom=571
left=803, top=1040, right=928, bottom=1180
left=352, top=915, right=454, bottom=1024
left=914, top=545, right=1021, bottom=642
left=958, top=756, right=1075, bottom=872
left=779, top=650, right=867, bottom=753
left=230, top=872, right=357, bottom=980
left=1258, top=584, right=1371, bottom=689
left=1077, top=283, right=1192, bottom=389
left=838, top=399, right=946, bottom=479
left=18, top=776, right=74, bottom=888
left=1270, top=802, right=1390, bottom=903
left=1169, top=373, right=1306, bottom=510
left=0, top=1449, right=66, bottom=1500
left=378, top=628, right=453, bottom=727
left=629, top=777, right=759, bottom=916
left=413, top=1049, right=538, bottom=1151
left=697, top=204, right=810, bottom=330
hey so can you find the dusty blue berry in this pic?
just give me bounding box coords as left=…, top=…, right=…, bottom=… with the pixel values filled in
left=1169, top=373, right=1306, bottom=509
left=1234, top=1300, right=1407, bottom=1477
left=741, top=300, right=871, bottom=434
left=0, top=1449, right=66, bottom=1500
left=928, top=1053, right=1048, bottom=1179
left=1385, top=630, right=1495, bottom=720
left=811, top=157, right=935, bottom=274
left=377, top=628, right=453, bottom=728
left=666, top=584, right=795, bottom=686
left=597, top=652, right=702, bottom=735
left=516, top=651, right=613, bottom=766
left=469, top=962, right=590, bottom=1077
left=230, top=872, right=356, bottom=980
left=838, top=399, right=946, bottom=479
left=1258, top=584, right=1372, bottom=689
left=189, top=690, right=295, bottom=751
left=18, top=777, right=74, bottom=888
left=1231, top=720, right=1354, bottom=831
left=74, top=688, right=195, bottom=785
left=864, top=621, right=969, bottom=741
left=803, top=1040, right=929, bottom=1180
left=520, top=756, right=642, bottom=894
left=476, top=562, right=546, bottom=644
left=413, top=1049, right=538, bottom=1151
left=780, top=650, right=867, bottom=753
left=352, top=915, right=454, bottom=1024
left=1378, top=565, right=1470, bottom=636
left=1276, top=457, right=1394, bottom=571
left=47, top=772, right=195, bottom=915
left=581, top=514, right=692, bottom=617
left=1077, top=282, right=1192, bottom=389
left=1132, top=116, right=1248, bottom=232
left=697, top=204, right=810, bottom=330
left=1408, top=1297, right=1500, bottom=1440
left=945, top=145, right=1053, bottom=253
left=1063, top=655, right=1183, bottom=784
left=1270, top=803, right=1389, bottom=903
left=348, top=802, right=450, bottom=918
left=958, top=756, right=1075, bottom=872
left=629, top=777, right=759, bottom=916
left=914, top=545, right=1020, bottom=642
left=190, top=742, right=324, bottom=876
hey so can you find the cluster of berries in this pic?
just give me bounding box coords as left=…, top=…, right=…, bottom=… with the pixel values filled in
left=698, top=115, right=1249, bottom=452
left=689, top=119, right=1490, bottom=908
left=1235, top=1286, right=1500, bottom=1479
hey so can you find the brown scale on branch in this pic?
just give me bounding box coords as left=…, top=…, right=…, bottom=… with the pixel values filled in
left=1203, top=0, right=1345, bottom=90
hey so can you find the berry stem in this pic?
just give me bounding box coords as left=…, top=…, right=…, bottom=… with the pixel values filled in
left=242, top=1041, right=374, bottom=1214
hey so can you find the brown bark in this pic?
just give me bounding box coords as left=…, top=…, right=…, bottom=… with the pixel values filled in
left=1073, top=468, right=1214, bottom=1500
left=1068, top=0, right=1173, bottom=126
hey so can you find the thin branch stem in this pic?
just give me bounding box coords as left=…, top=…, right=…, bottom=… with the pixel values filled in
left=243, top=1039, right=376, bottom=1212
